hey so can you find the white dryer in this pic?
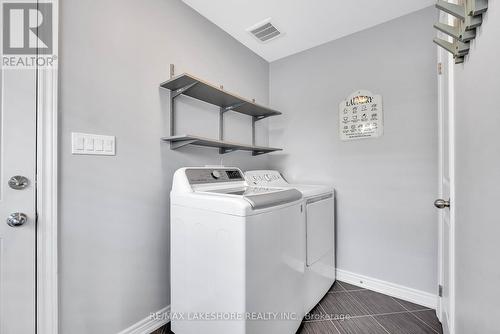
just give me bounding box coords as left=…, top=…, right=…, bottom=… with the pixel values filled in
left=245, top=170, right=336, bottom=314
left=170, top=167, right=305, bottom=334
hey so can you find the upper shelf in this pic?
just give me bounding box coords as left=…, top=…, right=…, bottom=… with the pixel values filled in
left=160, top=73, right=281, bottom=118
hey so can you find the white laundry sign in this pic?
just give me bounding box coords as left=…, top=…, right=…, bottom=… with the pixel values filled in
left=339, top=90, right=383, bottom=141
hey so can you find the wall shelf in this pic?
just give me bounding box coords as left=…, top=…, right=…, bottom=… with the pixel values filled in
left=161, top=73, right=281, bottom=117
left=160, top=71, right=283, bottom=155
left=161, top=135, right=282, bottom=156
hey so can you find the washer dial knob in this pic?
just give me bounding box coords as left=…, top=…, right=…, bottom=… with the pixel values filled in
left=211, top=171, right=221, bottom=179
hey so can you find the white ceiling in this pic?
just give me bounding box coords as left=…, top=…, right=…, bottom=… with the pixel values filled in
left=183, top=0, right=434, bottom=62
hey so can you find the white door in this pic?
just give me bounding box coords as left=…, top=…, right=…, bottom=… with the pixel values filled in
left=436, top=31, right=455, bottom=334
left=0, top=67, right=37, bottom=332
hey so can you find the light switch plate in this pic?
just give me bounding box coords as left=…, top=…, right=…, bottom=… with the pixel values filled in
left=72, top=132, right=116, bottom=156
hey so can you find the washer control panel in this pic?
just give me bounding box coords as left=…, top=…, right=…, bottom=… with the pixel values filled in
left=245, top=170, right=287, bottom=186
left=185, top=168, right=244, bottom=184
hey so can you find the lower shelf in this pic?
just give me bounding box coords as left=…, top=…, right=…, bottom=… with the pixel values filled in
left=161, top=134, right=282, bottom=156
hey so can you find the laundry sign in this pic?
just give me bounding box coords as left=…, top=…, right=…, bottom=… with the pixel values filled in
left=339, top=90, right=383, bottom=141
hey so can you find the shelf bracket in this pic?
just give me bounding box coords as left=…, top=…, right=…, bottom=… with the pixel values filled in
left=170, top=64, right=175, bottom=79
left=171, top=82, right=198, bottom=99
left=251, top=115, right=270, bottom=146
left=221, top=102, right=247, bottom=113
left=170, top=82, right=198, bottom=136
left=170, top=139, right=197, bottom=150
left=219, top=107, right=225, bottom=153
left=220, top=147, right=236, bottom=154
left=254, top=115, right=270, bottom=122
left=252, top=117, right=257, bottom=146
left=218, top=102, right=248, bottom=154
left=252, top=150, right=267, bottom=156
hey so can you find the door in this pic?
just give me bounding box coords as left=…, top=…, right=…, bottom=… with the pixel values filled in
left=436, top=23, right=455, bottom=334
left=0, top=56, right=37, bottom=333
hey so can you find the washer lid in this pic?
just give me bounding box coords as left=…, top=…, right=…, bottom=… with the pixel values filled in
left=244, top=188, right=302, bottom=209
left=200, top=186, right=302, bottom=210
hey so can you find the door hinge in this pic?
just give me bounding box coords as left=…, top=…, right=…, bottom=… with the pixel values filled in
left=438, top=285, right=443, bottom=297
left=437, top=62, right=443, bottom=75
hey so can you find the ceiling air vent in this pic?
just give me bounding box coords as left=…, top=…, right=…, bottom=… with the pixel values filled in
left=247, top=19, right=282, bottom=43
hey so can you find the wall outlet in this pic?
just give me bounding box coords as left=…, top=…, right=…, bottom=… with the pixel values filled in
left=72, top=132, right=116, bottom=156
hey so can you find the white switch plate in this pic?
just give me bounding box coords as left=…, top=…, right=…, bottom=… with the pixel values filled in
left=72, top=132, right=116, bottom=156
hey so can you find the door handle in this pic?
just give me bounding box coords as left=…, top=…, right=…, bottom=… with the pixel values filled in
left=434, top=199, right=450, bottom=209
left=6, top=213, right=28, bottom=227
left=8, top=175, right=30, bottom=190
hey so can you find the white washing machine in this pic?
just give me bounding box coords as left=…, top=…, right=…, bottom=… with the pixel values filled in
left=170, top=167, right=306, bottom=334
left=245, top=170, right=336, bottom=314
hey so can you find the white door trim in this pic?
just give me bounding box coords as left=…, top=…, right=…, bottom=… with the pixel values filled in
left=436, top=45, right=444, bottom=322
left=436, top=14, right=456, bottom=333
left=36, top=0, right=59, bottom=333
left=447, top=47, right=456, bottom=334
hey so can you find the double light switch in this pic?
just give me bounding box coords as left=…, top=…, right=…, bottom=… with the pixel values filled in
left=72, top=132, right=115, bottom=155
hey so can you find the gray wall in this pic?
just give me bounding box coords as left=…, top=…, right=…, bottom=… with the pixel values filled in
left=59, top=1, right=269, bottom=333
left=454, top=2, right=500, bottom=333
left=269, top=7, right=438, bottom=294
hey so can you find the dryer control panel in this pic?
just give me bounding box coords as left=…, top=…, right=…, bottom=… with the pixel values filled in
left=245, top=170, right=287, bottom=186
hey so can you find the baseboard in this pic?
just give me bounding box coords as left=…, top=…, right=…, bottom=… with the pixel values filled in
left=336, top=269, right=437, bottom=309
left=115, top=273, right=435, bottom=333
left=117, top=306, right=170, bottom=334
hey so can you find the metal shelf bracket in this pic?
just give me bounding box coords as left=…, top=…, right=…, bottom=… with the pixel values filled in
left=219, top=102, right=265, bottom=153
left=251, top=115, right=270, bottom=146
left=252, top=150, right=267, bottom=156
left=222, top=102, right=247, bottom=113
left=220, top=148, right=236, bottom=154
left=218, top=103, right=248, bottom=154
left=170, top=139, right=197, bottom=150
left=171, top=82, right=198, bottom=99
left=169, top=81, right=199, bottom=137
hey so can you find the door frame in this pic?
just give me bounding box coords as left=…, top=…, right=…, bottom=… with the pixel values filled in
left=436, top=40, right=456, bottom=334
left=36, top=0, right=59, bottom=333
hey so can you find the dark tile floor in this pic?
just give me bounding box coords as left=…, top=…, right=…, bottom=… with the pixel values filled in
left=152, top=281, right=443, bottom=334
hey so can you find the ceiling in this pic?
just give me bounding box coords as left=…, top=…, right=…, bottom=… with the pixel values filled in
left=182, top=0, right=434, bottom=62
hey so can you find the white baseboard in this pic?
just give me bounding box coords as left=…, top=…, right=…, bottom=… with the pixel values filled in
left=116, top=272, right=435, bottom=333
left=118, top=306, right=170, bottom=334
left=336, top=269, right=437, bottom=309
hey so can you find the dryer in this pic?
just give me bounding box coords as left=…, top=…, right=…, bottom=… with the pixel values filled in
left=170, top=167, right=305, bottom=334
left=245, top=170, right=336, bottom=314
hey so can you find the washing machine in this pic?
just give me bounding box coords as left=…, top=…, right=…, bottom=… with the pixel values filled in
left=245, top=170, right=336, bottom=314
left=170, top=167, right=306, bottom=334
